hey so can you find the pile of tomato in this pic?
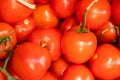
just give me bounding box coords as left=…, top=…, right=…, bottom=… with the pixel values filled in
left=0, top=0, right=120, bottom=80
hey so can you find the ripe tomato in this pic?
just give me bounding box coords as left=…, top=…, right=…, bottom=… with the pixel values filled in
left=32, top=3, right=59, bottom=28
left=111, top=0, right=120, bottom=26
left=94, top=20, right=118, bottom=43
left=14, top=16, right=36, bottom=43
left=0, top=70, right=7, bottom=80
left=90, top=44, right=120, bottom=80
left=29, top=28, right=62, bottom=61
left=0, top=22, right=17, bottom=59
left=62, top=64, right=95, bottom=80
left=41, top=71, right=59, bottom=80
left=50, top=57, right=69, bottom=77
left=50, top=0, right=77, bottom=18
left=0, top=0, right=35, bottom=24
left=34, top=0, right=49, bottom=3
left=76, top=0, right=111, bottom=30
left=61, top=27, right=97, bottom=64
left=8, top=42, right=51, bottom=80
left=59, top=16, right=79, bottom=34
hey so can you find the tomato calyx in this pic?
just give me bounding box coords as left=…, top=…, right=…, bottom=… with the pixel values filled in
left=77, top=0, right=98, bottom=33
left=17, top=0, right=36, bottom=9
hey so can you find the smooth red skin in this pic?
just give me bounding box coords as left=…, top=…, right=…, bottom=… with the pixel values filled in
left=50, top=57, right=69, bottom=77
left=32, top=4, right=59, bottom=28
left=41, top=71, right=59, bottom=80
left=0, top=22, right=17, bottom=59
left=111, top=0, right=120, bottom=26
left=29, top=28, right=62, bottom=61
left=62, top=64, right=95, bottom=80
left=76, top=0, right=111, bottom=30
left=50, top=0, right=77, bottom=18
left=0, top=0, right=34, bottom=24
left=95, top=21, right=118, bottom=43
left=60, top=16, right=79, bottom=34
left=61, top=29, right=97, bottom=64
left=9, top=42, right=51, bottom=80
left=34, top=0, right=49, bottom=3
left=90, top=44, right=120, bottom=80
left=14, top=16, right=36, bottom=43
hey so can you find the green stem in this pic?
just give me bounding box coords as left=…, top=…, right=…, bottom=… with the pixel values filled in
left=115, top=26, right=120, bottom=37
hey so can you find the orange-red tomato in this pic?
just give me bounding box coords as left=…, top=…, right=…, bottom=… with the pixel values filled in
left=62, top=64, right=95, bottom=80
left=90, top=44, right=120, bottom=80
left=32, top=3, right=59, bottom=28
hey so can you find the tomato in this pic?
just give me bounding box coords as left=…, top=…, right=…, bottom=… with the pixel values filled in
left=62, top=64, right=95, bottom=80
left=76, top=0, right=111, bottom=30
left=90, top=44, right=120, bottom=80
left=0, top=70, right=7, bottom=80
left=50, top=57, right=69, bottom=77
left=0, top=0, right=35, bottom=24
left=0, top=22, right=17, bottom=59
left=94, top=20, right=118, bottom=43
left=41, top=71, right=59, bottom=80
left=29, top=28, right=62, bottom=61
left=8, top=42, right=51, bottom=80
left=50, top=0, right=77, bottom=18
left=14, top=16, right=36, bottom=43
left=59, top=16, right=79, bottom=34
left=34, top=0, right=49, bottom=3
left=32, top=3, right=59, bottom=28
left=61, top=27, right=97, bottom=64
left=111, top=0, right=120, bottom=26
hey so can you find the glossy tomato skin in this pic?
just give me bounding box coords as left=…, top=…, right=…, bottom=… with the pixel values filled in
left=0, top=22, right=17, bottom=59
left=34, top=0, right=49, bottom=3
left=9, top=42, right=51, bottom=80
left=0, top=0, right=34, bottom=24
left=76, top=0, right=111, bottom=30
left=50, top=0, right=77, bottom=18
left=95, top=21, right=118, bottom=43
left=41, top=71, right=59, bottom=80
left=32, top=3, right=59, bottom=28
left=61, top=28, right=97, bottom=64
left=14, top=16, right=36, bottom=43
left=29, top=28, right=62, bottom=61
left=62, top=64, right=95, bottom=80
left=90, top=44, right=120, bottom=80
left=111, top=0, right=120, bottom=26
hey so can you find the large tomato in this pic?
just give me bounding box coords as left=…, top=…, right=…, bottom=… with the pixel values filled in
left=111, top=0, right=120, bottom=26
left=32, top=3, right=59, bottom=28
left=8, top=42, right=51, bottom=80
left=90, top=44, right=120, bottom=80
left=0, top=0, right=35, bottom=24
left=29, top=28, right=62, bottom=61
left=50, top=0, right=77, bottom=18
left=62, top=64, right=95, bottom=80
left=0, top=22, right=17, bottom=59
left=61, top=27, right=97, bottom=64
left=76, top=0, right=111, bottom=30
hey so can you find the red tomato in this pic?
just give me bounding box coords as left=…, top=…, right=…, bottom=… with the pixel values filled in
left=76, top=0, right=111, bottom=30
left=0, top=70, right=7, bottom=80
left=14, top=16, right=36, bottom=43
left=62, top=64, right=95, bottom=80
left=60, top=16, right=79, bottom=34
left=29, top=28, right=62, bottom=61
left=32, top=3, right=59, bottom=28
left=111, top=0, right=120, bottom=26
left=90, top=44, right=120, bottom=80
left=0, top=0, right=35, bottom=24
left=61, top=27, right=97, bottom=64
left=8, top=42, right=51, bottom=80
left=50, top=0, right=77, bottom=18
left=0, top=22, right=17, bottom=59
left=50, top=57, right=69, bottom=77
left=34, top=0, right=49, bottom=3
left=41, top=71, right=59, bottom=80
left=94, top=20, right=118, bottom=43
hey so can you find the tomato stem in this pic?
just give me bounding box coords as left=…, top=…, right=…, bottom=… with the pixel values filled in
left=17, top=0, right=36, bottom=9
left=80, top=0, right=98, bottom=32
left=115, top=26, right=120, bottom=37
